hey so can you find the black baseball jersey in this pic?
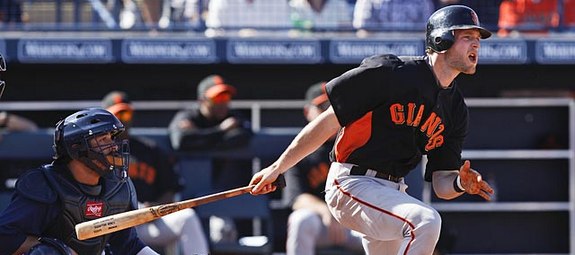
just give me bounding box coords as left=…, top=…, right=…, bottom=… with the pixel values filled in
left=326, top=54, right=468, bottom=181
left=128, top=136, right=184, bottom=203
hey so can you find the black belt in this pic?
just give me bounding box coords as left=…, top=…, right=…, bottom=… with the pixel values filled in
left=350, top=165, right=402, bottom=183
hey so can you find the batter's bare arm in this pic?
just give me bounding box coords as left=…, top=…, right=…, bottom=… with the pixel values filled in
left=250, top=107, right=340, bottom=195
left=432, top=160, right=494, bottom=200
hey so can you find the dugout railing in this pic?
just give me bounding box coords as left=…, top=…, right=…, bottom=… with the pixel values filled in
left=0, top=98, right=573, bottom=254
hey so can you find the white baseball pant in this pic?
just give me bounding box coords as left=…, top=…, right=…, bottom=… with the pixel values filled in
left=324, top=162, right=441, bottom=255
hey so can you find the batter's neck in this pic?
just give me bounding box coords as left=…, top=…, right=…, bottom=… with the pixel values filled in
left=427, top=55, right=457, bottom=89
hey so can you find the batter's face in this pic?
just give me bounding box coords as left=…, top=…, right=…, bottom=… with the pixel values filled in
left=445, top=29, right=481, bottom=74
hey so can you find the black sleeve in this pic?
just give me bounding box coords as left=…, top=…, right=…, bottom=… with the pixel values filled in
left=169, top=110, right=252, bottom=151
left=424, top=98, right=469, bottom=181
left=168, top=110, right=225, bottom=150
left=216, top=125, right=253, bottom=150
left=174, top=129, right=226, bottom=150
left=326, top=54, right=400, bottom=127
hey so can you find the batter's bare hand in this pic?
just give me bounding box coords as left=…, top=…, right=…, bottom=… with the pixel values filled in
left=250, top=167, right=280, bottom=195
left=459, top=160, right=494, bottom=201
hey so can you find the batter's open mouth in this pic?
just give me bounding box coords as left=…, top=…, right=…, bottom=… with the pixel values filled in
left=468, top=52, right=477, bottom=63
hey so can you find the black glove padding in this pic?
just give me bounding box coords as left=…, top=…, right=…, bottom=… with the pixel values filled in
left=26, top=237, right=74, bottom=255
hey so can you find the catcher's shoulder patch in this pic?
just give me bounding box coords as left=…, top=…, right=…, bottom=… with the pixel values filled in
left=16, top=168, right=57, bottom=204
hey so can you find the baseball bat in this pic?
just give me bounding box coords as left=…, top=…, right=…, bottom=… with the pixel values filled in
left=75, top=174, right=285, bottom=240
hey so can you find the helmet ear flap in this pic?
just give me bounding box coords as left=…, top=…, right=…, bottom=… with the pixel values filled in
left=431, top=30, right=454, bottom=52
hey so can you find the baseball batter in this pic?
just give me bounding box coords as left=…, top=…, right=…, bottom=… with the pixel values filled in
left=250, top=5, right=494, bottom=254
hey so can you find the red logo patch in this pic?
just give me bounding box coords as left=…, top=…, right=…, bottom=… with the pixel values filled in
left=85, top=201, right=104, bottom=217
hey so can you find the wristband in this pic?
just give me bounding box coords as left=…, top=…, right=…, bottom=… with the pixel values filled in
left=453, top=175, right=465, bottom=193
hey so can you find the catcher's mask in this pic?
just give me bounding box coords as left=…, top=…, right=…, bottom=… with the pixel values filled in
left=0, top=53, right=6, bottom=98
left=426, top=5, right=492, bottom=52
left=54, top=108, right=129, bottom=179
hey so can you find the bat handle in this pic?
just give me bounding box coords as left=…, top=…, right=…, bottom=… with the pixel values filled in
left=273, top=174, right=286, bottom=189
left=249, top=174, right=286, bottom=192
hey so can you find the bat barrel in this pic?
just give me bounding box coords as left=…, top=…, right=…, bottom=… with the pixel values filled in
left=74, top=174, right=286, bottom=240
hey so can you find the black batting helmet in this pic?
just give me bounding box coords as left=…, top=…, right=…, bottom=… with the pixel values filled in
left=53, top=108, right=129, bottom=178
left=426, top=5, right=492, bottom=52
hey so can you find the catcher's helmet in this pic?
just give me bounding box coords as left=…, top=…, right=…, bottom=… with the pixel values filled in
left=26, top=237, right=73, bottom=255
left=426, top=5, right=492, bottom=52
left=0, top=53, right=6, bottom=98
left=53, top=108, right=129, bottom=178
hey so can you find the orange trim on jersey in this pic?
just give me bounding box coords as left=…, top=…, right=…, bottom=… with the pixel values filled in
left=334, top=112, right=373, bottom=162
left=333, top=179, right=415, bottom=254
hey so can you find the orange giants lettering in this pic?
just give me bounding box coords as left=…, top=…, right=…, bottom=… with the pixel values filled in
left=307, top=162, right=329, bottom=189
left=389, top=103, right=444, bottom=151
left=129, top=162, right=157, bottom=184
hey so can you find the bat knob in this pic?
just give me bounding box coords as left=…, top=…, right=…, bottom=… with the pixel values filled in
left=273, top=174, right=286, bottom=189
